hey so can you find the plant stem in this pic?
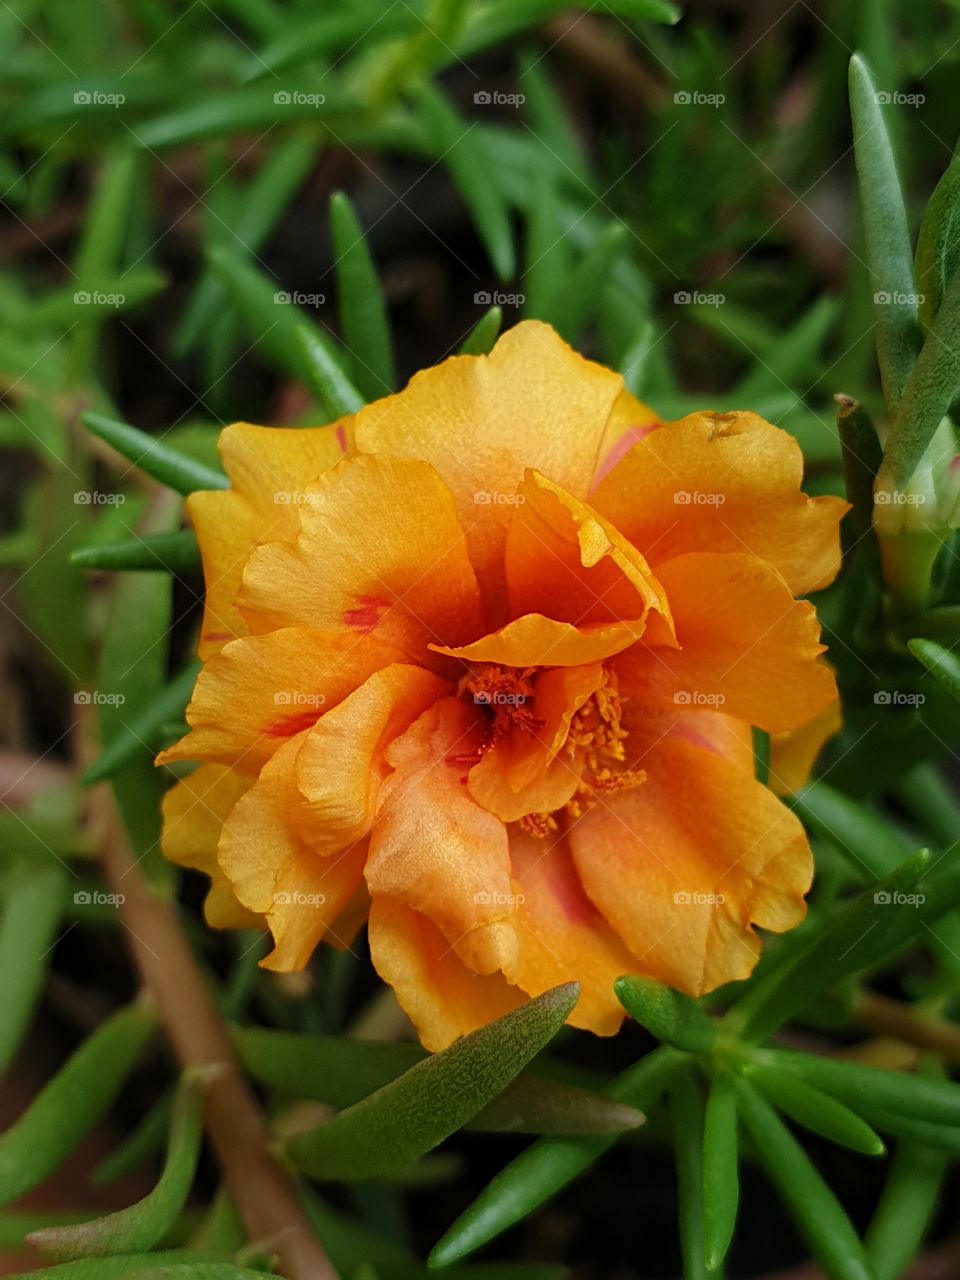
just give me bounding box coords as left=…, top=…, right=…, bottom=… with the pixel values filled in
left=88, top=751, right=336, bottom=1280
left=853, top=992, right=960, bottom=1067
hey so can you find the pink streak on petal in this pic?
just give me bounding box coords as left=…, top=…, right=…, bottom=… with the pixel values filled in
left=336, top=424, right=348, bottom=452
left=342, top=595, right=388, bottom=634
left=591, top=423, right=660, bottom=492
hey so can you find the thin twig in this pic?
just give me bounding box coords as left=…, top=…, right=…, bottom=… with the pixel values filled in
left=88, top=753, right=336, bottom=1280
left=853, top=990, right=960, bottom=1067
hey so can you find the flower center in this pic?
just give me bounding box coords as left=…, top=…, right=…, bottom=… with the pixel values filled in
left=459, top=664, right=646, bottom=834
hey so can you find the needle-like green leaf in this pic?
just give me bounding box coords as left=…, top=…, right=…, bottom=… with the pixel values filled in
left=0, top=1001, right=158, bottom=1207
left=614, top=976, right=716, bottom=1052
left=84, top=660, right=200, bottom=785
left=82, top=414, right=228, bottom=495
left=849, top=52, right=922, bottom=414
left=71, top=530, right=201, bottom=575
left=744, top=1061, right=885, bottom=1156
left=702, top=1075, right=739, bottom=1272
left=908, top=637, right=960, bottom=702
left=330, top=190, right=396, bottom=399
left=459, top=305, right=502, bottom=354
left=232, top=1026, right=643, bottom=1136
left=670, top=1069, right=707, bottom=1280
left=429, top=1046, right=685, bottom=1266
left=736, top=1080, right=875, bottom=1280
left=0, top=865, right=68, bottom=1074
left=415, top=82, right=515, bottom=280
left=866, top=1139, right=948, bottom=1280
left=916, top=139, right=960, bottom=328
left=295, top=325, right=365, bottom=419
left=29, top=1073, right=205, bottom=1259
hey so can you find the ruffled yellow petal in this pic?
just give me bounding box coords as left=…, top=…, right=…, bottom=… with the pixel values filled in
left=768, top=695, right=842, bottom=796
left=354, top=321, right=623, bottom=608
left=160, top=763, right=260, bottom=929
left=431, top=613, right=645, bottom=668
left=157, top=628, right=407, bottom=772
left=217, top=731, right=367, bottom=970
left=365, top=696, right=518, bottom=975
left=507, top=830, right=638, bottom=1035
left=591, top=410, right=848, bottom=594
left=613, top=552, right=838, bottom=735
left=239, top=454, right=484, bottom=664
left=295, top=664, right=450, bottom=857
left=569, top=718, right=812, bottom=996
left=367, top=898, right=524, bottom=1052
left=505, top=470, right=673, bottom=641
left=189, top=421, right=349, bottom=658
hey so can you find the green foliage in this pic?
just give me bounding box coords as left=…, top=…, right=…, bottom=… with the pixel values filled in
left=2, top=7, right=960, bottom=1280
left=285, top=985, right=579, bottom=1179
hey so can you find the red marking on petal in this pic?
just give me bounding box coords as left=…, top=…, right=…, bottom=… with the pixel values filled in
left=336, top=423, right=348, bottom=452
left=266, top=710, right=323, bottom=738
left=343, top=595, right=388, bottom=633
left=202, top=631, right=232, bottom=644
left=591, top=422, right=660, bottom=492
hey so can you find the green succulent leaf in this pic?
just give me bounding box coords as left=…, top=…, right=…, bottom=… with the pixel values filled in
left=459, top=305, right=503, bottom=354
left=28, top=1073, right=205, bottom=1259
left=82, top=414, right=228, bottom=495
left=702, top=1074, right=739, bottom=1273
left=233, top=1025, right=643, bottom=1136
left=670, top=1069, right=707, bottom=1280
left=0, top=865, right=68, bottom=1075
left=286, top=984, right=579, bottom=1179
left=71, top=531, right=201, bottom=576
left=0, top=1001, right=158, bottom=1208
left=916, top=139, right=960, bottom=329
left=744, top=1061, right=885, bottom=1156
left=414, top=82, right=515, bottom=280
left=330, top=190, right=396, bottom=399
left=614, top=976, right=716, bottom=1053
left=735, top=1080, right=875, bottom=1280
left=848, top=52, right=922, bottom=414
left=295, top=324, right=366, bottom=419
left=908, top=638, right=960, bottom=702
left=429, top=1046, right=685, bottom=1266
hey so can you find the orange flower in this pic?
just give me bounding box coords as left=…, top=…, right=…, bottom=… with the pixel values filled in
left=158, top=322, right=846, bottom=1050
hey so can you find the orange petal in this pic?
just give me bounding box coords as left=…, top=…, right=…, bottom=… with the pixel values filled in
left=431, top=613, right=645, bottom=668
left=613, top=552, right=838, bottom=734
left=507, top=829, right=638, bottom=1035
left=157, top=628, right=406, bottom=772
left=295, top=664, right=451, bottom=857
left=569, top=722, right=812, bottom=996
left=367, top=898, right=524, bottom=1052
left=217, top=731, right=367, bottom=971
left=364, top=696, right=518, bottom=976
left=768, top=695, right=842, bottom=796
left=238, top=454, right=484, bottom=664
left=505, top=470, right=673, bottom=641
left=466, top=665, right=604, bottom=822
left=591, top=410, right=847, bottom=594
left=354, top=321, right=623, bottom=608
left=160, top=763, right=260, bottom=929
left=190, top=421, right=348, bottom=658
